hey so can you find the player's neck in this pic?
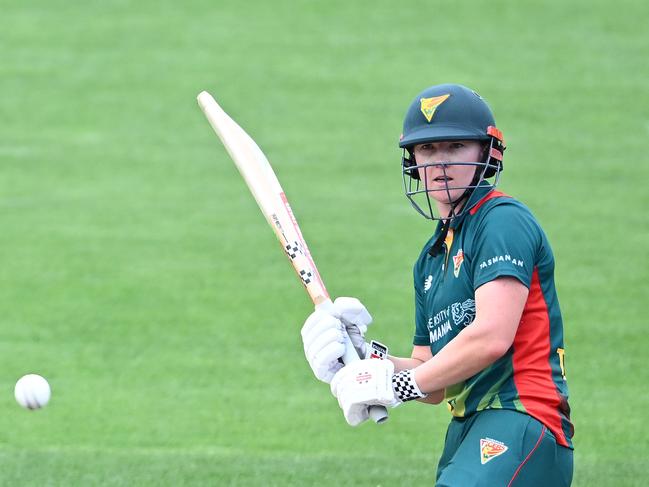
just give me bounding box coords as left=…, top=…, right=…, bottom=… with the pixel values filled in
left=437, top=199, right=466, bottom=220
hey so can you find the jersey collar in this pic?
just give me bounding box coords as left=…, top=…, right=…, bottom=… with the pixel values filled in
left=449, top=181, right=495, bottom=229
left=427, top=182, right=499, bottom=257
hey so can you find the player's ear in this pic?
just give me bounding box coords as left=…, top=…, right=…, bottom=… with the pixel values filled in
left=481, top=142, right=490, bottom=159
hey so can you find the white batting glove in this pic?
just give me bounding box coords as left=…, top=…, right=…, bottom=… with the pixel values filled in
left=301, top=310, right=346, bottom=383
left=330, top=297, right=373, bottom=359
left=301, top=297, right=373, bottom=383
left=330, top=360, right=427, bottom=426
left=330, top=358, right=399, bottom=426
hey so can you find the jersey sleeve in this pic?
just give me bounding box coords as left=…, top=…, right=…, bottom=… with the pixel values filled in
left=413, top=262, right=430, bottom=346
left=470, top=202, right=541, bottom=290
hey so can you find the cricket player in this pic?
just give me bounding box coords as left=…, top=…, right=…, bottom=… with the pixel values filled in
left=301, top=84, right=574, bottom=486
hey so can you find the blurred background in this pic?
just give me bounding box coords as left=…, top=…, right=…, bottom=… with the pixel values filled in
left=1, top=0, right=647, bottom=485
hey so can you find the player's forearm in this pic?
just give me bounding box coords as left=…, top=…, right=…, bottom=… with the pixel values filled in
left=417, top=391, right=445, bottom=404
left=413, top=320, right=511, bottom=394
left=388, top=354, right=425, bottom=372
left=389, top=355, right=445, bottom=403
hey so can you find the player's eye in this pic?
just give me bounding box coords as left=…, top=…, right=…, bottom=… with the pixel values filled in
left=450, top=142, right=465, bottom=149
left=414, top=144, right=433, bottom=157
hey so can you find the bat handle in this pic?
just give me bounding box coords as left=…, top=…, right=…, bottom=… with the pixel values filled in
left=316, top=300, right=389, bottom=424
left=369, top=404, right=389, bottom=424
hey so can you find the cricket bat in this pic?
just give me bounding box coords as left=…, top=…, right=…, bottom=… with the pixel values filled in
left=197, top=90, right=388, bottom=424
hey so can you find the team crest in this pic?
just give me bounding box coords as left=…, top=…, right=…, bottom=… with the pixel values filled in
left=480, top=438, right=508, bottom=465
left=451, top=299, right=475, bottom=327
left=420, top=94, right=450, bottom=122
left=452, top=249, right=464, bottom=278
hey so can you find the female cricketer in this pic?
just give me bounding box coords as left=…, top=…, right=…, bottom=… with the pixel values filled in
left=300, top=84, right=574, bottom=486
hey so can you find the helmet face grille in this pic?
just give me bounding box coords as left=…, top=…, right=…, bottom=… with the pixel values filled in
left=398, top=84, right=506, bottom=220
left=401, top=142, right=502, bottom=221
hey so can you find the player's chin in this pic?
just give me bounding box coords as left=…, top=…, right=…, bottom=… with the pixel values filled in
left=428, top=187, right=464, bottom=204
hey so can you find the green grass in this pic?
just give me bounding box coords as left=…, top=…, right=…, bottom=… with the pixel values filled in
left=1, top=0, right=648, bottom=485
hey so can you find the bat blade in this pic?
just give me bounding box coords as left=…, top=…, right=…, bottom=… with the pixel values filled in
left=197, top=90, right=328, bottom=305
left=197, top=90, right=388, bottom=424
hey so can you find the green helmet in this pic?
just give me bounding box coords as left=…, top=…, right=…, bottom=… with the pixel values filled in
left=399, top=84, right=501, bottom=149
left=398, top=84, right=506, bottom=220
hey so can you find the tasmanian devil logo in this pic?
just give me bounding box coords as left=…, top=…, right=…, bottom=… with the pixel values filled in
left=420, top=94, right=450, bottom=122
left=451, top=299, right=475, bottom=327
left=480, top=438, right=508, bottom=464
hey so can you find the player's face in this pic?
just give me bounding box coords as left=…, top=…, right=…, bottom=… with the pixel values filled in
left=413, top=140, right=484, bottom=211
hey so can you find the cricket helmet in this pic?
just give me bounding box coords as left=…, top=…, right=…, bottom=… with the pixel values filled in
left=398, top=84, right=506, bottom=220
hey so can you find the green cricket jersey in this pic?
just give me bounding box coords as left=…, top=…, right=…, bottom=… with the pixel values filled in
left=413, top=182, right=574, bottom=448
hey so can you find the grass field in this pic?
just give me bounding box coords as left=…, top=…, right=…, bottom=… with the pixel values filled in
left=1, top=0, right=648, bottom=485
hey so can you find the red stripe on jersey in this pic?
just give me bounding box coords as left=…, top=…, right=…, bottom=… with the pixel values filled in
left=469, top=190, right=510, bottom=215
left=512, top=269, right=570, bottom=447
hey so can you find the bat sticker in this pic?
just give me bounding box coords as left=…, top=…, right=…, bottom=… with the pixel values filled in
left=299, top=269, right=313, bottom=285
left=285, top=240, right=305, bottom=260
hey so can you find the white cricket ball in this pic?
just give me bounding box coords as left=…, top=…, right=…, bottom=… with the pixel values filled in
left=14, top=374, right=51, bottom=410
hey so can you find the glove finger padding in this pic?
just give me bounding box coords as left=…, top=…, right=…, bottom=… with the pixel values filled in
left=302, top=310, right=336, bottom=339
left=332, top=297, right=372, bottom=357
left=305, top=327, right=345, bottom=361
left=309, top=332, right=346, bottom=383
left=332, top=297, right=372, bottom=334
left=302, top=311, right=343, bottom=350
left=342, top=403, right=370, bottom=427
left=301, top=310, right=346, bottom=383
left=312, top=354, right=344, bottom=383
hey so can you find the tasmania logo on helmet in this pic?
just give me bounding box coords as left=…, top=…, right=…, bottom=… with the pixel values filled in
left=420, top=94, right=450, bottom=122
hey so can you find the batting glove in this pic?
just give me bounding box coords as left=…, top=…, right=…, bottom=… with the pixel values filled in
left=301, top=310, right=346, bottom=383
left=330, top=297, right=373, bottom=358
left=330, top=360, right=427, bottom=426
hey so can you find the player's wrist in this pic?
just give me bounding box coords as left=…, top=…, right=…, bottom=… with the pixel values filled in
left=391, top=369, right=427, bottom=402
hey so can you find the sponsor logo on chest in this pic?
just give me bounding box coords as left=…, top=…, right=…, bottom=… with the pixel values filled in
left=427, top=299, right=475, bottom=344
